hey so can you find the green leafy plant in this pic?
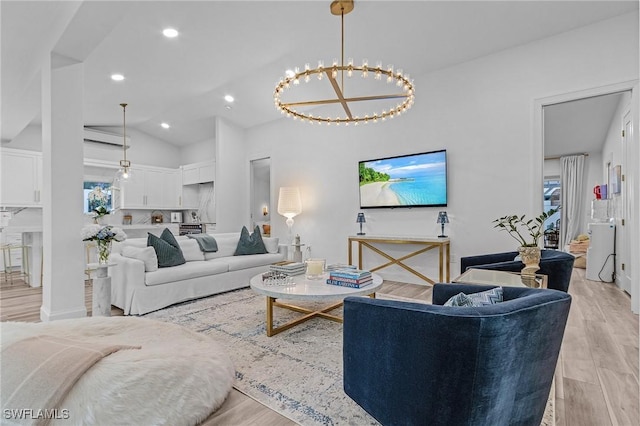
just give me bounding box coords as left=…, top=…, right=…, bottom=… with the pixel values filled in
left=93, top=206, right=110, bottom=218
left=493, top=208, right=559, bottom=247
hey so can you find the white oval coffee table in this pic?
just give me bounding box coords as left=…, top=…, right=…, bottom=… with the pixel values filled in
left=250, top=272, right=383, bottom=336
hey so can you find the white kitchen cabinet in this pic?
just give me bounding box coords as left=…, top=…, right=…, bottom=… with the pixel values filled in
left=166, top=170, right=182, bottom=208
left=119, top=166, right=183, bottom=209
left=119, top=168, right=146, bottom=208
left=182, top=160, right=215, bottom=185
left=1, top=149, right=42, bottom=207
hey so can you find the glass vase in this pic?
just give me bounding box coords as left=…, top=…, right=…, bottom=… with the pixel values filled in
left=96, top=240, right=112, bottom=265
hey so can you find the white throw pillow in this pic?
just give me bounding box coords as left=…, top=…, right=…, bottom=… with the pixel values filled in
left=204, top=235, right=240, bottom=260
left=121, top=246, right=159, bottom=272
left=263, top=237, right=279, bottom=254
left=178, top=239, right=205, bottom=262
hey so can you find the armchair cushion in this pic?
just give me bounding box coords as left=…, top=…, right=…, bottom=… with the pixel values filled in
left=343, top=283, right=571, bottom=426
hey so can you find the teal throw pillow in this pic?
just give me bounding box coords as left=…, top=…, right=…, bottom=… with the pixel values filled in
left=444, top=287, right=504, bottom=307
left=147, top=228, right=186, bottom=267
left=234, top=225, right=267, bottom=256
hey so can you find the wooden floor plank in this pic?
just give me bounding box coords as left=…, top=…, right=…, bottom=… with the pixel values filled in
left=563, top=377, right=612, bottom=426
left=597, top=367, right=640, bottom=426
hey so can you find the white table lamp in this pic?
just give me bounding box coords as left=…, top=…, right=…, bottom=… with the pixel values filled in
left=278, top=187, right=302, bottom=237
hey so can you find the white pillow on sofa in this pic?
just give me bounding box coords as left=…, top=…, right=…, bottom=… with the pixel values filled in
left=262, top=237, right=279, bottom=254
left=204, top=235, right=240, bottom=260
left=122, top=246, right=159, bottom=272
left=178, top=239, right=205, bottom=262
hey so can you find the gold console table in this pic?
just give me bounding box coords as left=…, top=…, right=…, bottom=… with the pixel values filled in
left=348, top=235, right=450, bottom=285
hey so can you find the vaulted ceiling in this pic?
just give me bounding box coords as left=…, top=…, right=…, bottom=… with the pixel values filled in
left=2, top=1, right=637, bottom=147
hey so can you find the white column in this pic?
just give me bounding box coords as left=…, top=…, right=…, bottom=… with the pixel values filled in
left=40, top=55, right=87, bottom=321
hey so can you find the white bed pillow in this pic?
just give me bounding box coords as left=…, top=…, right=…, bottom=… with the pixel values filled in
left=262, top=237, right=279, bottom=254
left=121, top=246, right=159, bottom=272
left=178, top=239, right=205, bottom=262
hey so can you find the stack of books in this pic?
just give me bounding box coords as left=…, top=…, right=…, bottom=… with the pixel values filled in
left=269, top=261, right=306, bottom=276
left=326, top=268, right=372, bottom=288
left=326, top=263, right=357, bottom=272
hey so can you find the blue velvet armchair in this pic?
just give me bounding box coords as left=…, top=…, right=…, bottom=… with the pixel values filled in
left=343, top=284, right=571, bottom=426
left=460, top=250, right=575, bottom=292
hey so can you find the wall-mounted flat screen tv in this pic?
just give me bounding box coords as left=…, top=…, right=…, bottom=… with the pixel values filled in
left=359, top=149, right=447, bottom=208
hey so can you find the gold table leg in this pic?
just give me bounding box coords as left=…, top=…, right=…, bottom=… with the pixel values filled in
left=264, top=293, right=376, bottom=336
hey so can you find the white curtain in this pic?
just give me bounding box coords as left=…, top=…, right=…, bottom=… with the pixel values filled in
left=560, top=155, right=585, bottom=248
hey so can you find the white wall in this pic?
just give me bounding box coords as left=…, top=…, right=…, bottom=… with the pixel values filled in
left=583, top=153, right=603, bottom=229
left=544, top=159, right=561, bottom=178
left=215, top=117, right=247, bottom=232
left=244, top=12, right=639, bottom=284
left=6, top=124, right=182, bottom=169
left=181, top=139, right=215, bottom=165
left=601, top=91, right=632, bottom=289
left=85, top=127, right=181, bottom=169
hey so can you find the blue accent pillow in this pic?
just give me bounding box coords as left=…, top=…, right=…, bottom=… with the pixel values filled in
left=147, top=228, right=186, bottom=267
left=444, top=287, right=504, bottom=307
left=234, top=225, right=267, bottom=256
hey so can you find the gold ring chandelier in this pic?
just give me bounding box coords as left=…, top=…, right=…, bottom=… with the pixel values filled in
left=274, top=0, right=414, bottom=125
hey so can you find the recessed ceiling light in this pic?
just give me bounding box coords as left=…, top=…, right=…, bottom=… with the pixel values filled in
left=111, top=74, right=125, bottom=81
left=224, top=95, right=234, bottom=103
left=163, top=28, right=179, bottom=38
left=285, top=69, right=295, bottom=78
left=161, top=122, right=170, bottom=129
left=225, top=105, right=232, bottom=110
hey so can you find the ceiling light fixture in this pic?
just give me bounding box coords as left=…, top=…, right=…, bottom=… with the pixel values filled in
left=115, top=103, right=132, bottom=182
left=111, top=74, right=125, bottom=81
left=274, top=0, right=414, bottom=125
left=162, top=28, right=179, bottom=38
left=224, top=95, right=234, bottom=103
left=161, top=122, right=170, bottom=129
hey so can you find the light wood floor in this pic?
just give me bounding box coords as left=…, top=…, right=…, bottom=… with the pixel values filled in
left=1, top=270, right=637, bottom=425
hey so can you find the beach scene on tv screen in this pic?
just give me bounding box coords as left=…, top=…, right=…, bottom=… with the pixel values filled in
left=359, top=151, right=447, bottom=207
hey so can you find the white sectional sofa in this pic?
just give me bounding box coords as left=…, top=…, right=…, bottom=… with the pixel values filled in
left=110, top=232, right=285, bottom=315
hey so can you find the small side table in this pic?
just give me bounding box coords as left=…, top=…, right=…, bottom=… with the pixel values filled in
left=87, top=262, right=116, bottom=316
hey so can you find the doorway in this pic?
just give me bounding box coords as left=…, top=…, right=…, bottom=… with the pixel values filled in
left=535, top=81, right=638, bottom=313
left=250, top=158, right=271, bottom=236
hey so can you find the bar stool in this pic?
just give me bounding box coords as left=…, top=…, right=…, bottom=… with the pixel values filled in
left=1, top=244, right=30, bottom=285
left=85, top=242, right=97, bottom=285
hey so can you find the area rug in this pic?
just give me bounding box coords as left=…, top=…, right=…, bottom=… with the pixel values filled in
left=144, top=288, right=554, bottom=425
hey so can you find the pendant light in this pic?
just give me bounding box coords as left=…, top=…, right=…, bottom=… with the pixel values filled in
left=115, top=103, right=131, bottom=182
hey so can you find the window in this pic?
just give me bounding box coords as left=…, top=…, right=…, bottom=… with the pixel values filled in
left=83, top=181, right=112, bottom=213
left=544, top=178, right=561, bottom=207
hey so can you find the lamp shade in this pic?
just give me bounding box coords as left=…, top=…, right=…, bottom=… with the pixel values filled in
left=437, top=211, right=449, bottom=224
left=356, top=213, right=366, bottom=223
left=277, top=187, right=302, bottom=219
